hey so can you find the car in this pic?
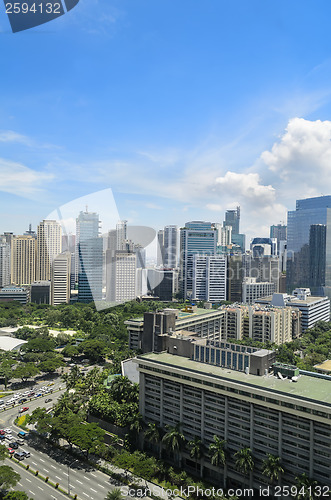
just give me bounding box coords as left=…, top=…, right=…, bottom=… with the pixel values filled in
left=0, top=430, right=5, bottom=436
left=0, top=436, right=5, bottom=441
left=47, top=382, right=54, bottom=386
left=21, top=449, right=30, bottom=458
left=16, top=438, right=24, bottom=446
left=7, top=448, right=15, bottom=455
left=27, top=392, right=34, bottom=397
left=4, top=428, right=11, bottom=433
left=18, top=398, right=27, bottom=404
left=14, top=451, right=25, bottom=460
left=8, top=442, right=18, bottom=449
left=19, top=407, right=29, bottom=413
left=45, top=398, right=52, bottom=403
left=36, top=393, right=42, bottom=397
left=17, top=431, right=26, bottom=438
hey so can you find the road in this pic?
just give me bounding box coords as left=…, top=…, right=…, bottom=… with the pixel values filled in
left=0, top=378, right=125, bottom=499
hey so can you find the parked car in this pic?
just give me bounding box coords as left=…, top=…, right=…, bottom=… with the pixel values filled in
left=14, top=451, right=25, bottom=460
left=21, top=449, right=30, bottom=458
left=19, top=407, right=29, bottom=413
left=8, top=442, right=19, bottom=449
left=36, top=393, right=42, bottom=397
left=18, top=398, right=27, bottom=404
left=16, top=438, right=24, bottom=446
left=45, top=398, right=52, bottom=403
left=27, top=392, right=35, bottom=397
left=0, top=430, right=5, bottom=436
left=17, top=431, right=26, bottom=439
left=7, top=448, right=15, bottom=455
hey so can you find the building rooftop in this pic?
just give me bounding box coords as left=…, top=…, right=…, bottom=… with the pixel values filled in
left=314, top=360, right=331, bottom=372
left=125, top=307, right=221, bottom=324
left=138, top=352, right=331, bottom=406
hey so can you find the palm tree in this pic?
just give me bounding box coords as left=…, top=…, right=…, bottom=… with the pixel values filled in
left=162, top=422, right=186, bottom=467
left=144, top=422, right=162, bottom=458
left=209, top=436, right=226, bottom=487
left=261, top=454, right=284, bottom=486
left=105, top=488, right=122, bottom=500
left=295, top=473, right=319, bottom=500
left=188, top=436, right=204, bottom=476
left=234, top=447, right=254, bottom=487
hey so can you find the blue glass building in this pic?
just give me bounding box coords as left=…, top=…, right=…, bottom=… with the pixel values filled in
left=179, top=221, right=217, bottom=298
left=287, top=196, right=331, bottom=296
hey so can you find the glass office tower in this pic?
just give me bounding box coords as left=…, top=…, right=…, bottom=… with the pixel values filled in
left=287, top=196, right=331, bottom=296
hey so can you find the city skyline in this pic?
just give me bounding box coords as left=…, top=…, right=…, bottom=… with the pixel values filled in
left=1, top=2, right=331, bottom=241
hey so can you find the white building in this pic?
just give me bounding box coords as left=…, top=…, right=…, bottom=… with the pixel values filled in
left=192, top=255, right=227, bottom=303
left=256, top=289, right=330, bottom=331
left=108, top=251, right=136, bottom=303
left=37, top=220, right=62, bottom=281
left=51, top=252, right=71, bottom=306
left=0, top=237, right=10, bottom=288
left=242, top=277, right=275, bottom=304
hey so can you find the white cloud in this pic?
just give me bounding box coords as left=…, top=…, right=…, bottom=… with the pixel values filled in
left=260, top=118, right=331, bottom=196
left=0, top=131, right=32, bottom=146
left=215, top=172, right=275, bottom=205
left=0, top=158, right=54, bottom=197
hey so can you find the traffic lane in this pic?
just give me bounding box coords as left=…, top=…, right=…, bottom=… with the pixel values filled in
left=23, top=446, right=116, bottom=499
left=5, top=457, right=68, bottom=500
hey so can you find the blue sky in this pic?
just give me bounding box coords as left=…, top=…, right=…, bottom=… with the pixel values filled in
left=1, top=0, right=331, bottom=242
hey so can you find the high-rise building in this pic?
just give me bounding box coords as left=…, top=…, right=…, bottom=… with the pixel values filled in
left=270, top=224, right=287, bottom=248
left=157, top=229, right=164, bottom=267
left=116, top=220, right=127, bottom=251
left=179, top=221, right=217, bottom=299
left=224, top=206, right=240, bottom=234
left=76, top=210, right=102, bottom=303
left=242, top=277, right=275, bottom=304
left=11, top=235, right=36, bottom=285
left=51, top=252, right=71, bottom=306
left=107, top=251, right=136, bottom=303
left=192, top=255, right=227, bottom=303
left=163, top=225, right=178, bottom=269
left=0, top=237, right=11, bottom=288
left=36, top=220, right=62, bottom=281
left=309, top=224, right=326, bottom=295
left=244, top=254, right=280, bottom=293
left=287, top=195, right=331, bottom=296
left=226, top=255, right=244, bottom=302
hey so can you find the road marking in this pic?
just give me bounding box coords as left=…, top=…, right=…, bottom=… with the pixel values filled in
left=85, top=477, right=90, bottom=481
left=90, top=488, right=97, bottom=493
left=26, top=478, right=31, bottom=483
left=55, top=476, right=61, bottom=480
left=82, top=493, right=90, bottom=498
left=99, top=485, right=106, bottom=489
left=51, top=464, right=56, bottom=469
left=44, top=468, right=49, bottom=473
left=31, top=461, right=37, bottom=466
left=29, top=491, right=34, bottom=495
left=90, top=473, right=96, bottom=477
left=39, top=458, right=45, bottom=462
left=38, top=486, right=44, bottom=491
left=76, top=480, right=83, bottom=484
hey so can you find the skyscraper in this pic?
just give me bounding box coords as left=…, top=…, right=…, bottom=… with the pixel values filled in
left=270, top=224, right=287, bottom=245
left=51, top=252, right=71, bottom=306
left=76, top=210, right=102, bottom=303
left=157, top=229, right=164, bottom=267
left=224, top=206, right=240, bottom=234
left=107, top=251, right=136, bottom=303
left=116, top=220, right=127, bottom=251
left=163, top=225, right=178, bottom=269
left=192, top=254, right=227, bottom=303
left=36, top=220, right=62, bottom=281
left=309, top=224, right=326, bottom=295
left=0, top=236, right=10, bottom=288
left=287, top=195, right=331, bottom=296
left=11, top=235, right=36, bottom=285
left=179, top=221, right=217, bottom=298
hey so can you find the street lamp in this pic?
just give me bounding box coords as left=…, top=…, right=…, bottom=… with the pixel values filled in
left=68, top=459, right=78, bottom=497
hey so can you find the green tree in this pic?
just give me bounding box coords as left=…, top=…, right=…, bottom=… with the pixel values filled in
left=4, top=492, right=32, bottom=500
left=62, top=365, right=82, bottom=389
left=105, top=488, right=123, bottom=500
left=234, top=447, right=254, bottom=487
left=261, top=454, right=284, bottom=485
left=144, top=422, right=163, bottom=459
left=0, top=360, right=14, bottom=389
left=209, top=436, right=226, bottom=487
left=188, top=436, right=204, bottom=475
left=295, top=474, right=319, bottom=500
left=69, top=422, right=105, bottom=458
left=27, top=407, right=53, bottom=435
left=39, top=356, right=64, bottom=374
left=13, top=362, right=39, bottom=382
left=79, top=339, right=107, bottom=361
left=0, top=465, right=20, bottom=490
left=162, top=423, right=186, bottom=467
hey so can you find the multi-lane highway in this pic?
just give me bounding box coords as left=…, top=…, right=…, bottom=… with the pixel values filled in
left=0, top=378, right=123, bottom=499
